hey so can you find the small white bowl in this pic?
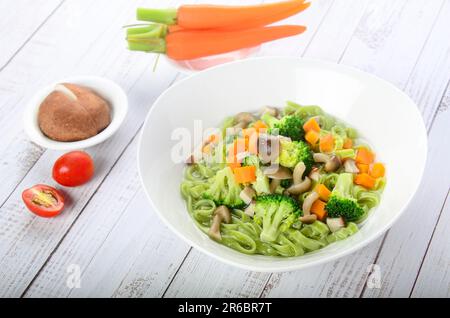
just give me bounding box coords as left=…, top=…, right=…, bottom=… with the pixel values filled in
left=24, top=76, right=128, bottom=151
left=138, top=57, right=428, bottom=272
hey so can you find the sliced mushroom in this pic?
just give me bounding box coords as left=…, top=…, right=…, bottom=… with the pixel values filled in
left=300, top=191, right=320, bottom=224
left=263, top=166, right=293, bottom=180
left=287, top=178, right=312, bottom=195
left=287, top=162, right=312, bottom=195
left=313, top=153, right=330, bottom=163
left=186, top=154, right=196, bottom=166
left=325, top=155, right=341, bottom=172
left=293, top=162, right=307, bottom=184
left=269, top=179, right=281, bottom=194
left=309, top=167, right=320, bottom=182
left=299, top=214, right=317, bottom=224
left=258, top=134, right=280, bottom=164
left=208, top=206, right=231, bottom=242
left=233, top=120, right=248, bottom=130
left=344, top=159, right=360, bottom=174
left=314, top=153, right=341, bottom=172
left=234, top=112, right=255, bottom=124
left=260, top=106, right=279, bottom=117
left=240, top=186, right=256, bottom=205
left=244, top=202, right=256, bottom=217
left=302, top=191, right=319, bottom=215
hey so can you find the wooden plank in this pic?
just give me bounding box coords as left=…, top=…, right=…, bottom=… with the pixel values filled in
left=163, top=0, right=371, bottom=298
left=263, top=0, right=448, bottom=298
left=0, top=0, right=62, bottom=69
left=164, top=250, right=270, bottom=298
left=0, top=0, right=180, bottom=297
left=362, top=88, right=450, bottom=298
left=412, top=185, right=450, bottom=297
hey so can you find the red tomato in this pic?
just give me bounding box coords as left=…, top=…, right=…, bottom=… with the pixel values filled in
left=53, top=151, right=95, bottom=187
left=22, top=185, right=65, bottom=218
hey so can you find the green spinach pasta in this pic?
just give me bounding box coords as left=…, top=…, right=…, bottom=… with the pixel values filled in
left=181, top=102, right=386, bottom=257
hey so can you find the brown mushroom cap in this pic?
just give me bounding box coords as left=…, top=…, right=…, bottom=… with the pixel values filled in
left=38, top=91, right=98, bottom=142
left=263, top=166, right=293, bottom=180
left=38, top=83, right=111, bottom=142
left=234, top=112, right=255, bottom=125
left=287, top=178, right=311, bottom=195
left=299, top=214, right=317, bottom=224
left=260, top=106, right=279, bottom=117
left=63, top=83, right=111, bottom=132
left=208, top=206, right=231, bottom=242
left=325, top=155, right=342, bottom=172
left=302, top=191, right=320, bottom=215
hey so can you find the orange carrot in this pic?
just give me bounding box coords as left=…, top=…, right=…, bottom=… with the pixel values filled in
left=207, top=133, right=220, bottom=144
left=343, top=138, right=353, bottom=149
left=137, top=1, right=311, bottom=30
left=305, top=130, right=320, bottom=145
left=234, top=166, right=257, bottom=183
left=315, top=184, right=331, bottom=201
left=354, top=173, right=376, bottom=189
left=357, top=163, right=369, bottom=174
left=370, top=163, right=385, bottom=178
left=253, top=120, right=268, bottom=134
left=218, top=2, right=311, bottom=31
left=303, top=118, right=320, bottom=132
left=163, top=25, right=307, bottom=61
left=168, top=25, right=184, bottom=33
left=356, top=147, right=375, bottom=165
left=319, top=134, right=334, bottom=153
left=311, top=200, right=327, bottom=221
left=202, top=144, right=211, bottom=154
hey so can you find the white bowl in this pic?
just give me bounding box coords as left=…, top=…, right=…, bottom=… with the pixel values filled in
left=24, top=76, right=128, bottom=151
left=138, top=57, right=427, bottom=272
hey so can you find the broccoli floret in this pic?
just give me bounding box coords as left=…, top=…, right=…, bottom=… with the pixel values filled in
left=253, top=169, right=271, bottom=195
left=254, top=194, right=300, bottom=242
left=278, top=139, right=314, bottom=173
left=325, top=173, right=364, bottom=222
left=203, top=166, right=244, bottom=208
left=242, top=155, right=260, bottom=168
left=242, top=155, right=270, bottom=195
left=261, top=113, right=304, bottom=141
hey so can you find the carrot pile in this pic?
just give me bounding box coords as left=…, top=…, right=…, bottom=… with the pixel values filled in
left=126, top=1, right=311, bottom=61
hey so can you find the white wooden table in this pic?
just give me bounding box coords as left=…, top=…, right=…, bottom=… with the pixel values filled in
left=0, top=0, right=449, bottom=298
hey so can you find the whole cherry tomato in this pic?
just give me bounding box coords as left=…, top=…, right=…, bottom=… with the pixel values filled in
left=22, top=184, right=65, bottom=218
left=53, top=151, right=95, bottom=187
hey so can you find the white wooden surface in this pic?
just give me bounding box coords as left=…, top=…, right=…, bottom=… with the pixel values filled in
left=0, top=0, right=449, bottom=298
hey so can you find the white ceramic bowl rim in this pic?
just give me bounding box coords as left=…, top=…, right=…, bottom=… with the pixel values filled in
left=23, top=76, right=128, bottom=151
left=138, top=57, right=428, bottom=272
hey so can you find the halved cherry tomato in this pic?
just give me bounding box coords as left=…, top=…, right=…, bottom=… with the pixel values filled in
left=22, top=185, right=65, bottom=218
left=53, top=151, right=95, bottom=187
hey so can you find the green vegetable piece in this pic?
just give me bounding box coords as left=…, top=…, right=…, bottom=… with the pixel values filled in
left=325, top=173, right=365, bottom=221
left=278, top=139, right=314, bottom=173
left=203, top=166, right=244, bottom=208
left=254, top=194, right=300, bottom=243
